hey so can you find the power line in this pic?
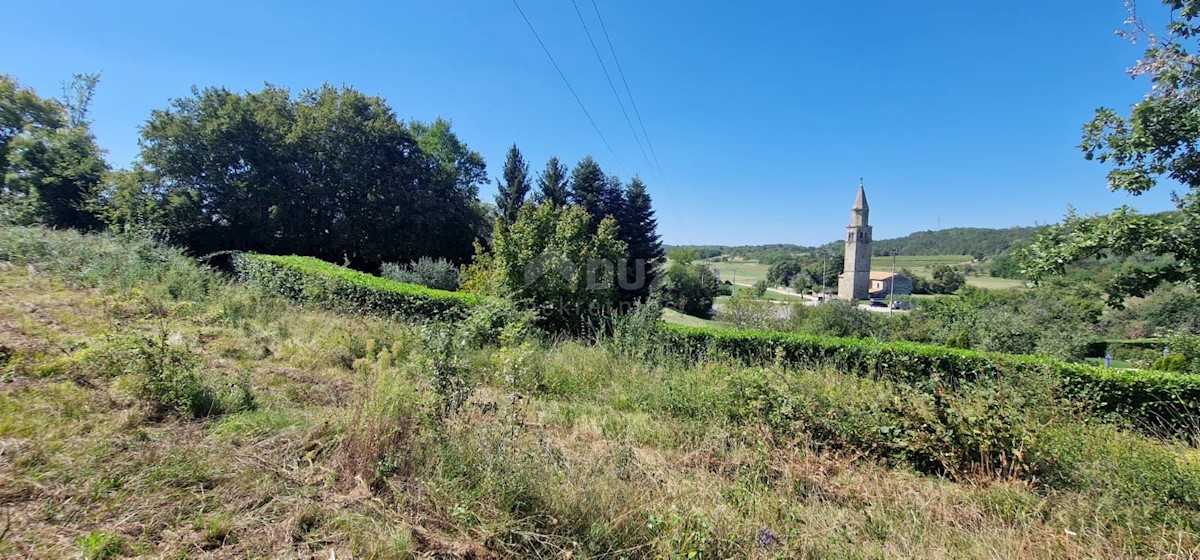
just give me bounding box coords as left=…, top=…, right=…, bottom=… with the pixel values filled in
left=591, top=0, right=667, bottom=183
left=510, top=0, right=626, bottom=175
left=589, top=0, right=684, bottom=231
left=570, top=0, right=652, bottom=177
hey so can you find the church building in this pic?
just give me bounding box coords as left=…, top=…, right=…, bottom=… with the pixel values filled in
left=836, top=182, right=913, bottom=301
left=837, top=182, right=873, bottom=300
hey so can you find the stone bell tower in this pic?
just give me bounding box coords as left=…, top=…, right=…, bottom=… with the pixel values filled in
left=838, top=181, right=872, bottom=301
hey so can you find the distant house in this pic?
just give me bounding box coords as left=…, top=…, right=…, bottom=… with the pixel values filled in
left=868, top=271, right=913, bottom=299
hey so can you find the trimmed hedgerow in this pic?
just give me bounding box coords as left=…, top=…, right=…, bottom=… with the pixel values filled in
left=232, top=253, right=477, bottom=321
left=663, top=324, right=1200, bottom=433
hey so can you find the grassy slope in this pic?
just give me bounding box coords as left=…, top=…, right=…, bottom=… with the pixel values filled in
left=662, top=308, right=728, bottom=329
left=2, top=228, right=1200, bottom=558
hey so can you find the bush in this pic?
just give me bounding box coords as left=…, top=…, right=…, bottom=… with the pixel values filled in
left=1166, top=332, right=1200, bottom=374
left=749, top=280, right=767, bottom=297
left=233, top=253, right=477, bottom=321
left=1153, top=354, right=1189, bottom=372
left=381, top=257, right=461, bottom=291
left=663, top=323, right=1200, bottom=433
left=787, top=300, right=878, bottom=338
left=489, top=203, right=628, bottom=333
left=718, top=294, right=777, bottom=331
left=455, top=297, right=537, bottom=348
left=607, top=300, right=668, bottom=359
left=105, top=333, right=252, bottom=419
left=659, top=249, right=722, bottom=318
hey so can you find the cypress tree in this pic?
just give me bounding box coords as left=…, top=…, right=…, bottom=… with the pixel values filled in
left=618, top=176, right=664, bottom=302
left=495, top=143, right=530, bottom=224
left=535, top=156, right=569, bottom=206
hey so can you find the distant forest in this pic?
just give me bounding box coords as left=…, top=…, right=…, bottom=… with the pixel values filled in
left=671, top=226, right=1043, bottom=264
left=869, top=226, right=1042, bottom=257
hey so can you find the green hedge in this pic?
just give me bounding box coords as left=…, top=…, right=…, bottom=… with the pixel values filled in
left=228, top=252, right=1200, bottom=431
left=664, top=324, right=1200, bottom=432
left=232, top=253, right=477, bottom=321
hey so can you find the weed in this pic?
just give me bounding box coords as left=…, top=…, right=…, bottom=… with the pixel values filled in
left=78, top=531, right=125, bottom=560
left=422, top=326, right=472, bottom=416
left=336, top=362, right=428, bottom=488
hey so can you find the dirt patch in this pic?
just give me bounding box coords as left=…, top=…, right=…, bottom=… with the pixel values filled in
left=0, top=320, right=50, bottom=360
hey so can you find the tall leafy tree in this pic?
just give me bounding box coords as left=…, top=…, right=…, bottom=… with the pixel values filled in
left=495, top=143, right=530, bottom=224
left=1, top=75, right=65, bottom=191
left=658, top=247, right=722, bottom=317
left=617, top=176, right=663, bottom=302
left=600, top=173, right=626, bottom=220
left=406, top=117, right=491, bottom=263
left=535, top=156, right=569, bottom=206
left=5, top=126, right=107, bottom=229
left=1020, top=1, right=1200, bottom=305
left=1, top=74, right=106, bottom=230
left=133, top=84, right=487, bottom=269
left=61, top=72, right=101, bottom=128
left=93, top=166, right=203, bottom=236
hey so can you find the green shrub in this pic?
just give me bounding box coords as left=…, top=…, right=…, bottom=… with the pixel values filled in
left=607, top=300, right=668, bottom=360
left=105, top=333, right=253, bottom=419
left=787, top=300, right=879, bottom=338
left=232, top=253, right=477, bottom=321
left=1167, top=332, right=1200, bottom=374
left=663, top=323, right=1200, bottom=433
left=1153, top=354, right=1189, bottom=372
left=381, top=257, right=461, bottom=291
left=422, top=326, right=472, bottom=416
left=455, top=297, right=537, bottom=348
left=717, top=294, right=777, bottom=331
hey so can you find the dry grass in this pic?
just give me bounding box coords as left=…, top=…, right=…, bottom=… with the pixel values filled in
left=1, top=233, right=1199, bottom=558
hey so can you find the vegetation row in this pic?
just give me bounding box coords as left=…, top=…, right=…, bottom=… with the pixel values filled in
left=230, top=253, right=478, bottom=321
left=663, top=324, right=1200, bottom=433
left=229, top=246, right=1200, bottom=433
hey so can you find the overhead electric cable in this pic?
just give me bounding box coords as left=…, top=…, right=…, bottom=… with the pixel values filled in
left=570, top=0, right=652, bottom=176
left=510, top=0, right=626, bottom=175
left=589, top=0, right=685, bottom=233
left=590, top=0, right=668, bottom=183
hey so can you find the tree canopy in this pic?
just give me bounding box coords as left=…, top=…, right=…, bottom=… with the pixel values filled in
left=535, top=156, right=569, bottom=206
left=112, top=84, right=489, bottom=269
left=490, top=202, right=627, bottom=333
left=617, top=175, right=664, bottom=302
left=1, top=74, right=107, bottom=230
left=1020, top=1, right=1200, bottom=305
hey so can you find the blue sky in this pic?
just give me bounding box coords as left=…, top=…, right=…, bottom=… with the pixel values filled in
left=3, top=0, right=1181, bottom=245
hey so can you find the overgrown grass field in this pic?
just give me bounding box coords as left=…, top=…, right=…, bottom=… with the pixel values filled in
left=2, top=227, right=1200, bottom=558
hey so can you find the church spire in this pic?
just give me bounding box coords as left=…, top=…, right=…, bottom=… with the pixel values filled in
left=853, top=180, right=868, bottom=211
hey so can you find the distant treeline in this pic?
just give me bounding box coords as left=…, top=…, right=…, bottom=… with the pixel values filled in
left=664, top=244, right=815, bottom=263
left=670, top=226, right=1044, bottom=264
left=869, top=226, right=1043, bottom=258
